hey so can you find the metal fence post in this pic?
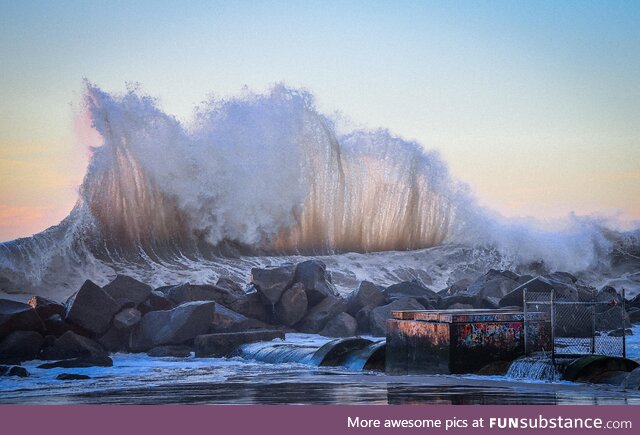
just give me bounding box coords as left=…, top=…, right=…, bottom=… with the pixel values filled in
left=523, top=287, right=528, bottom=356
left=591, top=289, right=596, bottom=354
left=622, top=288, right=627, bottom=359
left=550, top=288, right=555, bottom=368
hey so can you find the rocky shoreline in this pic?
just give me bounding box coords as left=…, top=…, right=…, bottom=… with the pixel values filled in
left=2, top=259, right=639, bottom=379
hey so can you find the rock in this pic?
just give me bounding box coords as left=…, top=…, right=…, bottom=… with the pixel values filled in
left=250, top=265, right=296, bottom=305
left=438, top=294, right=476, bottom=309
left=292, top=260, right=338, bottom=307
left=28, top=296, right=64, bottom=320
left=499, top=276, right=580, bottom=307
left=97, top=326, right=125, bottom=353
left=447, top=302, right=475, bottom=310
left=56, top=373, right=91, bottom=380
left=194, top=330, right=285, bottom=357
left=113, top=308, right=142, bottom=331
left=440, top=278, right=473, bottom=296
left=103, top=275, right=152, bottom=309
left=628, top=308, right=640, bottom=324
left=40, top=331, right=108, bottom=360
left=383, top=280, right=439, bottom=308
left=147, top=345, right=192, bottom=357
left=355, top=306, right=373, bottom=333
left=622, top=367, right=640, bottom=390
left=64, top=280, right=120, bottom=335
left=547, top=271, right=578, bottom=284
left=275, top=283, right=308, bottom=326
left=465, top=269, right=520, bottom=308
left=38, top=355, right=113, bottom=369
left=628, top=294, right=640, bottom=311
left=228, top=290, right=271, bottom=323
left=216, top=277, right=244, bottom=294
left=320, top=313, right=357, bottom=337
left=0, top=365, right=29, bottom=377
left=296, top=296, right=348, bottom=333
left=370, top=297, right=425, bottom=336
left=347, top=281, right=385, bottom=315
left=0, top=330, right=44, bottom=364
left=0, top=299, right=45, bottom=339
left=43, top=314, right=71, bottom=337
left=139, top=290, right=175, bottom=314
left=211, top=304, right=268, bottom=332
left=129, top=301, right=216, bottom=352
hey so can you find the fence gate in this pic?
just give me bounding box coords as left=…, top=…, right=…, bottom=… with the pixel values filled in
left=524, top=287, right=627, bottom=363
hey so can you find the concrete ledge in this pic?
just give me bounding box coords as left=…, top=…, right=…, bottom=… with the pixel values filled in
left=194, top=330, right=285, bottom=357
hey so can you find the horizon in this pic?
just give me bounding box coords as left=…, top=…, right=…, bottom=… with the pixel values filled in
left=1, top=0, right=639, bottom=242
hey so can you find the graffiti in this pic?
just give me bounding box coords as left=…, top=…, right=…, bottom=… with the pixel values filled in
left=458, top=322, right=523, bottom=349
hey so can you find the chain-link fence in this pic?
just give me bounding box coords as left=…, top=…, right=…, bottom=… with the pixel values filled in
left=524, top=288, right=627, bottom=362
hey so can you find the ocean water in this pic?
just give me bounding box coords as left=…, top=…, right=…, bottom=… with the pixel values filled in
left=1, top=328, right=639, bottom=405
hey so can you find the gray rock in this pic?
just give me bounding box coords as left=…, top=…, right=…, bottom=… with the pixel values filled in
left=250, top=265, right=296, bottom=305
left=56, top=373, right=90, bottom=380
left=113, top=308, right=142, bottom=331
left=211, top=304, right=267, bottom=332
left=0, top=365, right=29, bottom=377
left=466, top=269, right=520, bottom=308
left=347, top=281, right=385, bottom=315
left=370, top=297, right=425, bottom=336
left=622, top=367, right=640, bottom=390
left=194, top=330, right=285, bottom=357
left=129, top=301, right=215, bottom=352
left=275, top=283, right=308, bottom=326
left=383, top=280, right=439, bottom=308
left=628, top=308, right=640, bottom=324
left=97, top=326, right=124, bottom=353
left=292, top=260, right=338, bottom=307
left=355, top=306, right=373, bottom=333
left=103, top=275, right=152, bottom=310
left=0, top=299, right=45, bottom=339
left=147, top=345, right=192, bottom=357
left=28, top=296, right=64, bottom=320
left=499, top=275, right=581, bottom=307
left=296, top=296, right=348, bottom=333
left=38, top=355, right=113, bottom=369
left=64, top=280, right=120, bottom=335
left=0, top=330, right=44, bottom=364
left=40, top=331, right=108, bottom=360
left=320, top=312, right=357, bottom=337
left=139, top=290, right=175, bottom=314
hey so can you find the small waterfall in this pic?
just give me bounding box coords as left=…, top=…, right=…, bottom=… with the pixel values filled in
left=238, top=342, right=320, bottom=364
left=506, top=356, right=559, bottom=381
left=343, top=341, right=386, bottom=371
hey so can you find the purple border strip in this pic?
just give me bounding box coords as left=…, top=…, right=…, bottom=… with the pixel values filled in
left=0, top=405, right=637, bottom=435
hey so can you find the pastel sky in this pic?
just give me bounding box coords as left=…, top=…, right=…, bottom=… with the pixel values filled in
left=1, top=0, right=639, bottom=241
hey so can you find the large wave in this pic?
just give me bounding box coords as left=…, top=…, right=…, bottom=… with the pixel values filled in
left=1, top=82, right=638, bottom=299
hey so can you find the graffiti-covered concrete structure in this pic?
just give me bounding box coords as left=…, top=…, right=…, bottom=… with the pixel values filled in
left=386, top=309, right=550, bottom=375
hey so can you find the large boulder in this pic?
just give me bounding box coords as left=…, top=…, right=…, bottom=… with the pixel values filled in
left=194, top=330, right=285, bottom=357
left=355, top=306, right=374, bottom=333
left=40, top=331, right=108, bottom=360
left=103, top=275, right=152, bottom=310
left=465, top=269, right=520, bottom=308
left=275, top=283, right=308, bottom=326
left=64, top=280, right=120, bottom=335
left=129, top=301, right=215, bottom=352
left=28, top=296, right=64, bottom=320
left=0, top=365, right=29, bottom=377
left=250, top=265, right=296, bottom=305
left=296, top=296, right=348, bottom=333
left=139, top=290, right=175, bottom=314
left=320, top=313, right=357, bottom=337
left=383, top=280, right=439, bottom=308
left=292, top=260, right=338, bottom=307
left=113, top=308, right=142, bottom=331
left=499, top=276, right=580, bottom=307
left=0, top=299, right=45, bottom=339
left=38, top=355, right=113, bottom=369
left=0, top=330, right=44, bottom=364
left=97, top=326, right=126, bottom=353
left=347, top=281, right=385, bottom=315
left=370, top=297, right=425, bottom=336
left=211, top=304, right=267, bottom=332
